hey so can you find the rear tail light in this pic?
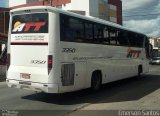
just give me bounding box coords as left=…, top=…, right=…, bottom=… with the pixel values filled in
left=7, top=53, right=10, bottom=70
left=48, top=55, right=53, bottom=74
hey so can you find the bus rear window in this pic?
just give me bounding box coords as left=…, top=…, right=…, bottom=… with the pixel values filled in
left=12, top=13, right=48, bottom=34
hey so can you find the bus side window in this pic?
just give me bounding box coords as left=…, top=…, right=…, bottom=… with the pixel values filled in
left=94, top=24, right=104, bottom=43
left=109, top=28, right=118, bottom=45
left=129, top=33, right=137, bottom=47
left=137, top=35, right=145, bottom=48
left=85, top=22, right=93, bottom=42
left=117, top=31, right=129, bottom=46
left=75, top=31, right=82, bottom=41
left=60, top=15, right=66, bottom=41
left=60, top=14, right=85, bottom=42
left=103, top=27, right=110, bottom=44
left=60, top=14, right=75, bottom=42
left=69, top=18, right=84, bottom=42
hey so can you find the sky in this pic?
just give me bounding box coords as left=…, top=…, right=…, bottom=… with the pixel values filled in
left=122, top=0, right=160, bottom=37
left=0, top=0, right=8, bottom=7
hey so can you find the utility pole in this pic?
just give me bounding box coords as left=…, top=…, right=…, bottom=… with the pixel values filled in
left=3, top=11, right=5, bottom=34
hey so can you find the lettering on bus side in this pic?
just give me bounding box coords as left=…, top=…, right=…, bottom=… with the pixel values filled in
left=62, top=48, right=76, bottom=53
left=127, top=48, right=141, bottom=58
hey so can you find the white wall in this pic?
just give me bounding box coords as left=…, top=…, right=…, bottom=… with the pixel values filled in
left=62, top=0, right=90, bottom=16
left=9, top=0, right=27, bottom=7
left=61, top=0, right=109, bottom=20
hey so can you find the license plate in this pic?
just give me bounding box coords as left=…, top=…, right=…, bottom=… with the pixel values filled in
left=20, top=73, right=31, bottom=79
left=19, top=81, right=31, bottom=85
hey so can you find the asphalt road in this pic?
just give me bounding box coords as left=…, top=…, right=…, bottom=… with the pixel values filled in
left=0, top=65, right=160, bottom=116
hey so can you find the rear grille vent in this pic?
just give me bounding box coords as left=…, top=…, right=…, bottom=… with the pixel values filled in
left=61, top=63, right=75, bottom=86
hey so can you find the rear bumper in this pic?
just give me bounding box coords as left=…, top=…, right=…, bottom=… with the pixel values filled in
left=150, top=60, right=160, bottom=64
left=6, top=79, right=59, bottom=93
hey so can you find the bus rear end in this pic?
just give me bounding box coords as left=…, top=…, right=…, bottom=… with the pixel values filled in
left=6, top=7, right=59, bottom=93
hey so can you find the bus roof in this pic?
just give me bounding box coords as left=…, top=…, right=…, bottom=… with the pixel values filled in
left=10, top=6, right=146, bottom=36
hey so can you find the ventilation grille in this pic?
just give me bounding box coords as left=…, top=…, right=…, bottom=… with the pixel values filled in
left=61, top=63, right=75, bottom=86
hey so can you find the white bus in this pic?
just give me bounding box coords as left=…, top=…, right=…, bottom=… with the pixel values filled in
left=6, top=6, right=151, bottom=93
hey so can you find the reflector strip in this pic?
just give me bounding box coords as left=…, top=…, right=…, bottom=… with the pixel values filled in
left=11, top=42, right=48, bottom=45
left=48, top=55, right=53, bottom=74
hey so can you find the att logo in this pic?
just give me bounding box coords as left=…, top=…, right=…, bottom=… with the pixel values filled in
left=12, top=21, right=46, bottom=32
left=127, top=48, right=141, bottom=58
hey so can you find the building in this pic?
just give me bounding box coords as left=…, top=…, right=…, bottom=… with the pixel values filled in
left=0, top=8, right=9, bottom=34
left=61, top=0, right=122, bottom=25
left=9, top=0, right=42, bottom=7
left=0, top=8, right=9, bottom=57
left=108, top=0, right=122, bottom=25
left=149, top=37, right=160, bottom=49
left=9, top=0, right=71, bottom=8
left=149, top=37, right=160, bottom=64
left=10, top=0, right=122, bottom=25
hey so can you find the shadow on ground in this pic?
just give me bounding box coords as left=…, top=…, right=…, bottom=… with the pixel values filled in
left=22, top=74, right=160, bottom=105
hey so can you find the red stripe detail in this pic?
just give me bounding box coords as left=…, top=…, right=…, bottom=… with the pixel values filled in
left=11, top=42, right=48, bottom=45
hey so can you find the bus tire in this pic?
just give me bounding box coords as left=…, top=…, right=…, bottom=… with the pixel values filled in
left=91, top=71, right=102, bottom=92
left=138, top=65, right=142, bottom=77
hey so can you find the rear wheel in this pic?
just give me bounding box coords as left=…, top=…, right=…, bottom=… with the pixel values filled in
left=91, top=72, right=102, bottom=91
left=137, top=65, right=142, bottom=77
